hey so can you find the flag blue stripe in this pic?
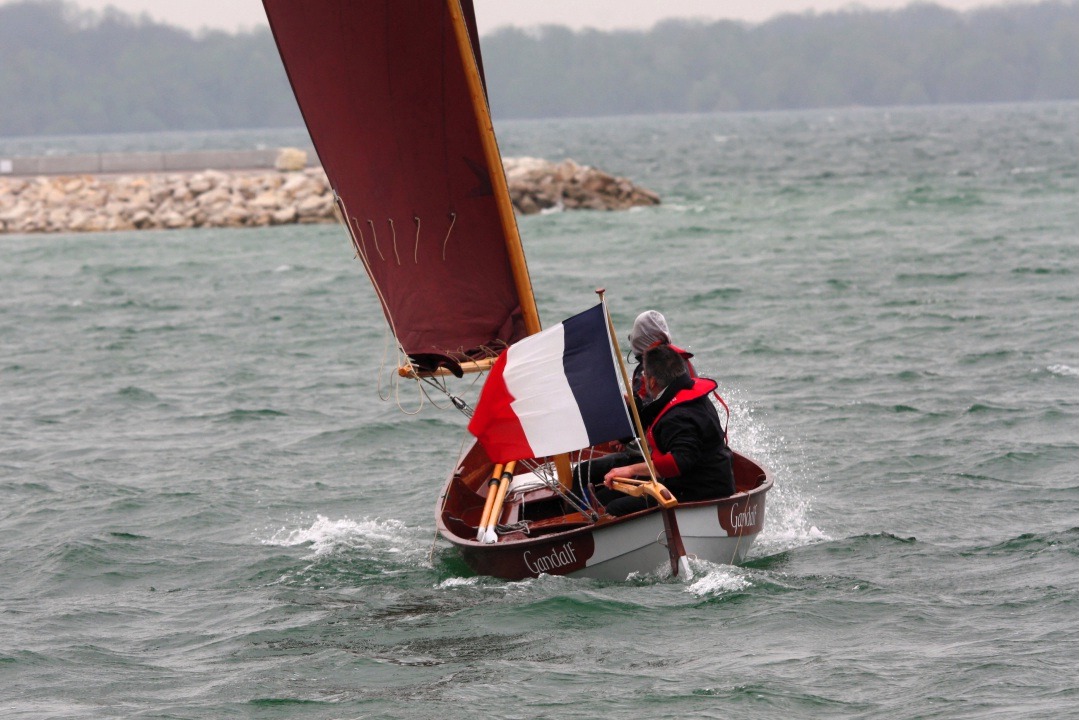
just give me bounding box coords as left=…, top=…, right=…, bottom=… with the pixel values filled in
left=561, top=305, right=634, bottom=445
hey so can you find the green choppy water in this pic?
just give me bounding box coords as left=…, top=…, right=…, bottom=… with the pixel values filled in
left=2, top=102, right=1078, bottom=718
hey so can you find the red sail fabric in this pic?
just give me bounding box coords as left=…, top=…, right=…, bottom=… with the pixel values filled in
left=263, top=0, right=528, bottom=364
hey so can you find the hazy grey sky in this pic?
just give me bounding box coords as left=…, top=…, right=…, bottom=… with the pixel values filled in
left=19, top=0, right=1034, bottom=34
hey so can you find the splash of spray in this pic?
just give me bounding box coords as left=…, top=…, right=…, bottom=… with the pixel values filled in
left=719, top=388, right=829, bottom=557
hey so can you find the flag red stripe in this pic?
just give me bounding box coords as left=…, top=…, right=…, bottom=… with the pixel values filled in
left=467, top=353, right=534, bottom=462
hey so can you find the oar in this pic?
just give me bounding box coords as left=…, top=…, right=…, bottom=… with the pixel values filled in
left=661, top=508, right=693, bottom=579
left=597, top=288, right=693, bottom=580
left=609, top=476, right=693, bottom=579
left=475, top=463, right=503, bottom=541
left=481, top=461, right=516, bottom=544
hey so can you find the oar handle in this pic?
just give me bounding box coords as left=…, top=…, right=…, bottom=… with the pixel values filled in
left=475, top=463, right=504, bottom=541
left=608, top=477, right=678, bottom=509
left=481, top=461, right=516, bottom=543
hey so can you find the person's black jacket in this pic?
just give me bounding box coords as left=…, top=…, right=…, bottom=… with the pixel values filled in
left=645, top=373, right=734, bottom=501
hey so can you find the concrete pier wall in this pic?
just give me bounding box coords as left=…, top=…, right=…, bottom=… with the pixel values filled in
left=0, top=149, right=314, bottom=177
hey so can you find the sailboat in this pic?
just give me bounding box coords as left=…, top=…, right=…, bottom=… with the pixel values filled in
left=262, top=0, right=771, bottom=580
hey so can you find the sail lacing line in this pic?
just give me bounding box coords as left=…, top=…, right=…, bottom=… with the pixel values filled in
left=338, top=195, right=525, bottom=427
left=442, top=212, right=456, bottom=260
left=388, top=218, right=401, bottom=265
left=413, top=216, right=421, bottom=264
left=365, top=219, right=384, bottom=261
left=352, top=218, right=369, bottom=259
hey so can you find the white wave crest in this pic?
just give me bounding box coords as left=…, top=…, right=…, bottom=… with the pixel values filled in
left=1047, top=364, right=1078, bottom=377
left=660, top=203, right=706, bottom=213
left=437, top=576, right=480, bottom=589
left=262, top=514, right=410, bottom=557
left=684, top=564, right=752, bottom=597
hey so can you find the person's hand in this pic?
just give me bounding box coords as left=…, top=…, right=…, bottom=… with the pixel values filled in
left=610, top=440, right=625, bottom=452
left=603, top=466, right=626, bottom=489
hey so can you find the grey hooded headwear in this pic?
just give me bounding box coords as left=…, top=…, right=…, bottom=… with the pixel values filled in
left=629, top=310, right=670, bottom=356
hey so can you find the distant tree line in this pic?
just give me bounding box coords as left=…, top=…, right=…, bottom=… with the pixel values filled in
left=483, top=1, right=1079, bottom=116
left=0, top=0, right=1076, bottom=136
left=0, top=1, right=300, bottom=135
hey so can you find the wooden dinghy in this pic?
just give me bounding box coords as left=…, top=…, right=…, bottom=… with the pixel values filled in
left=263, top=0, right=772, bottom=580
left=438, top=444, right=770, bottom=580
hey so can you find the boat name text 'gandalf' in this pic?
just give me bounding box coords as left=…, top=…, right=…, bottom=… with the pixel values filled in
left=524, top=542, right=580, bottom=574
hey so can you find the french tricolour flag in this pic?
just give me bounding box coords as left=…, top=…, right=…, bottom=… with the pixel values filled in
left=468, top=304, right=634, bottom=463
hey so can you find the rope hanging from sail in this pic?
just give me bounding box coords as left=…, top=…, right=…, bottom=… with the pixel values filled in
left=365, top=218, right=384, bottom=261
left=389, top=218, right=400, bottom=266
left=441, top=212, right=456, bottom=260
left=413, top=216, right=421, bottom=264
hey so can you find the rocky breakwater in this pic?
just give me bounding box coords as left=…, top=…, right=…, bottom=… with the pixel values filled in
left=0, top=169, right=333, bottom=234
left=504, top=157, right=660, bottom=214
left=0, top=157, right=659, bottom=235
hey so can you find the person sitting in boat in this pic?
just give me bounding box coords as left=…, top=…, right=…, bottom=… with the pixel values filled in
left=627, top=310, right=695, bottom=400
left=597, top=343, right=734, bottom=517
left=573, top=310, right=698, bottom=498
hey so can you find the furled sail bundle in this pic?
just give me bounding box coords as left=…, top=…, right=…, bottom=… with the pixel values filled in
left=263, top=0, right=538, bottom=374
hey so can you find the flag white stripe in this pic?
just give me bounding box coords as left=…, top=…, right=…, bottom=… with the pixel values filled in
left=503, top=323, right=591, bottom=457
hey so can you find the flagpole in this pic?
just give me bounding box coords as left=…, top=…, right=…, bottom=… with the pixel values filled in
left=597, top=290, right=658, bottom=484
left=595, top=289, right=692, bottom=579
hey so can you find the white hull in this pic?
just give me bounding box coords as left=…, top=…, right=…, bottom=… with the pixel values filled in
left=569, top=503, right=762, bottom=580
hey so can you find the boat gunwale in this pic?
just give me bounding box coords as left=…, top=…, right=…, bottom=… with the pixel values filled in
left=435, top=452, right=772, bottom=550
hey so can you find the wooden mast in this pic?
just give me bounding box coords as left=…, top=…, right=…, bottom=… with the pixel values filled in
left=446, top=0, right=541, bottom=338
left=448, top=1, right=574, bottom=490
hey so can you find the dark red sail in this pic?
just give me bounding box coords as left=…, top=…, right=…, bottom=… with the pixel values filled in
left=263, top=0, right=530, bottom=366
